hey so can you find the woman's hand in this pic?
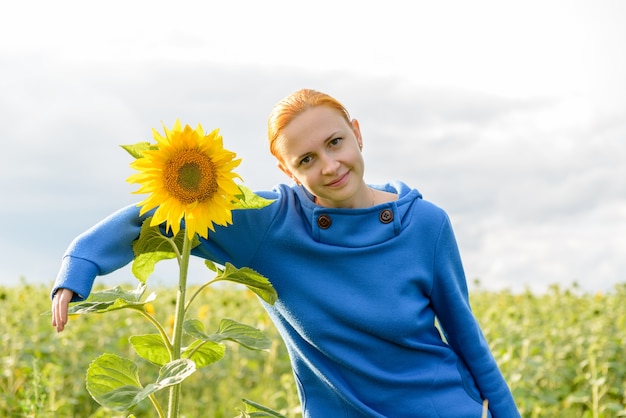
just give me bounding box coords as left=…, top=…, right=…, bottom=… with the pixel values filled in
left=52, top=288, right=73, bottom=332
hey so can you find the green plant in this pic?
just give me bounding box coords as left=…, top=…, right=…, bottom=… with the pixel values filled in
left=3, top=280, right=626, bottom=416
left=68, top=263, right=278, bottom=415
left=61, top=121, right=284, bottom=418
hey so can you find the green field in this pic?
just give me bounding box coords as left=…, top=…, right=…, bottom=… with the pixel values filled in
left=1, top=280, right=625, bottom=417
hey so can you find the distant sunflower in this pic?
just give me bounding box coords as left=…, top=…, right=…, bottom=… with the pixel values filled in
left=127, top=120, right=242, bottom=241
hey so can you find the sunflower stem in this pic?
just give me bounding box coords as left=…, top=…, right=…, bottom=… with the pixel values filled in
left=167, top=232, right=193, bottom=418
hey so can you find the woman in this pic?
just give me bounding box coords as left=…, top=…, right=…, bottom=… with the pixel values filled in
left=52, top=89, right=520, bottom=417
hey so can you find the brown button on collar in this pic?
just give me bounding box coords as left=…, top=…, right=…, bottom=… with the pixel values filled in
left=379, top=209, right=393, bottom=224
left=317, top=214, right=332, bottom=229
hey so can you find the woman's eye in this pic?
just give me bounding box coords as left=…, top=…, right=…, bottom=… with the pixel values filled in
left=329, top=137, right=341, bottom=146
left=300, top=155, right=313, bottom=165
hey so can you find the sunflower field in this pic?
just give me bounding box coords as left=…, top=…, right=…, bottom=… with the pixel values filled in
left=1, top=280, right=625, bottom=418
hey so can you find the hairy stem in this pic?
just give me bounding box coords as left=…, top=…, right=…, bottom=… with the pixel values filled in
left=148, top=393, right=165, bottom=418
left=167, top=234, right=192, bottom=418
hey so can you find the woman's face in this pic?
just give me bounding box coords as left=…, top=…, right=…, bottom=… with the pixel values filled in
left=276, top=106, right=370, bottom=208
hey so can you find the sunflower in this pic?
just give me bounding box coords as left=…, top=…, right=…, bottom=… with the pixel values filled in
left=127, top=119, right=242, bottom=241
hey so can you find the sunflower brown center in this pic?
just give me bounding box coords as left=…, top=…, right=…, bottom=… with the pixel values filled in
left=164, top=149, right=218, bottom=204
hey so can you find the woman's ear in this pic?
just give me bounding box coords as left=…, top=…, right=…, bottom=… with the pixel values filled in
left=352, top=118, right=363, bottom=150
left=278, top=161, right=300, bottom=185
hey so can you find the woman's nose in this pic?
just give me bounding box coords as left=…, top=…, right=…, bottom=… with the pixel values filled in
left=320, top=155, right=340, bottom=175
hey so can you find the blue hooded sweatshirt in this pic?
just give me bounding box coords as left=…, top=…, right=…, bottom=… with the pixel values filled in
left=52, top=181, right=520, bottom=418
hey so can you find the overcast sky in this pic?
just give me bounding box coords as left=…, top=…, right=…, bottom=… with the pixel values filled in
left=1, top=0, right=625, bottom=293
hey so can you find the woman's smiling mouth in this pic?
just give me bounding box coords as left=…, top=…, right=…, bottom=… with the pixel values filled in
left=326, top=171, right=350, bottom=187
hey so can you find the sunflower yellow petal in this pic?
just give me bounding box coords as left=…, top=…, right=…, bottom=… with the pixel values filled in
left=127, top=120, right=242, bottom=241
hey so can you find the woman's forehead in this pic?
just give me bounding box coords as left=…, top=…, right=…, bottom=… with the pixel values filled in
left=283, top=106, right=348, bottom=139
left=274, top=106, right=352, bottom=162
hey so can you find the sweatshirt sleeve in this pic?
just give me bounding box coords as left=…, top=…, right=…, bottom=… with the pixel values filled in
left=430, top=214, right=520, bottom=418
left=51, top=204, right=146, bottom=302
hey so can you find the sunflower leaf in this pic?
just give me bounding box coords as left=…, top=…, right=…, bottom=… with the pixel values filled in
left=88, top=284, right=147, bottom=303
left=212, top=263, right=277, bottom=305
left=215, top=318, right=272, bottom=350
left=131, top=217, right=199, bottom=283
left=181, top=338, right=226, bottom=368
left=67, top=285, right=156, bottom=315
left=85, top=353, right=143, bottom=411
left=129, top=334, right=171, bottom=366
left=233, top=185, right=275, bottom=210
left=87, top=355, right=196, bottom=412
left=120, top=142, right=158, bottom=159
left=184, top=318, right=271, bottom=351
left=238, top=398, right=288, bottom=417
left=205, top=259, right=219, bottom=273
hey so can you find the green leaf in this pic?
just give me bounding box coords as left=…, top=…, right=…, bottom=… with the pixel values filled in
left=140, top=358, right=196, bottom=397
left=183, top=318, right=209, bottom=339
left=131, top=217, right=200, bottom=283
left=88, top=284, right=147, bottom=303
left=216, top=318, right=272, bottom=350
left=182, top=339, right=226, bottom=368
left=185, top=318, right=271, bottom=351
left=126, top=359, right=196, bottom=410
left=86, top=353, right=143, bottom=411
left=87, top=354, right=196, bottom=412
left=67, top=285, right=156, bottom=315
left=205, top=259, right=218, bottom=273
left=129, top=334, right=171, bottom=366
left=211, top=262, right=277, bottom=305
left=238, top=398, right=287, bottom=417
left=120, top=142, right=158, bottom=159
left=233, top=185, right=275, bottom=210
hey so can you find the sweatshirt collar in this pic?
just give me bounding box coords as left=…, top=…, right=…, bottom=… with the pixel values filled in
left=294, top=182, right=422, bottom=247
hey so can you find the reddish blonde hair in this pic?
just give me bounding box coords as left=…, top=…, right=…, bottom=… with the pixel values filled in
left=267, top=89, right=351, bottom=160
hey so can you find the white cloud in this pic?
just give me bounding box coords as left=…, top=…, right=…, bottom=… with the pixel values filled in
left=1, top=1, right=624, bottom=293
